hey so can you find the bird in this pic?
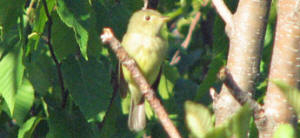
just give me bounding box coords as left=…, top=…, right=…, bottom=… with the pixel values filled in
left=121, top=9, right=169, bottom=132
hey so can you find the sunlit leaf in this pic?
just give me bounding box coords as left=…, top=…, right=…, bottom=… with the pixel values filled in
left=185, top=101, right=213, bottom=137
left=13, top=79, right=35, bottom=125
left=18, top=116, right=42, bottom=138
left=272, top=80, right=300, bottom=116
left=204, top=126, right=228, bottom=138
left=273, top=124, right=295, bottom=138
left=229, top=104, right=251, bottom=138
left=157, top=62, right=180, bottom=113
left=0, top=41, right=24, bottom=115
left=26, top=0, right=56, bottom=54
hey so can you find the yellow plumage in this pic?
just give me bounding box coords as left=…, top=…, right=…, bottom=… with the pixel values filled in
left=121, top=9, right=168, bottom=132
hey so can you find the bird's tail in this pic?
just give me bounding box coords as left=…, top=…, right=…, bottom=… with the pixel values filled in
left=128, top=98, right=146, bottom=132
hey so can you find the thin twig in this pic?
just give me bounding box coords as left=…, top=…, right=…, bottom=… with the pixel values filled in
left=212, top=0, right=233, bottom=28
left=101, top=28, right=181, bottom=138
left=143, top=0, right=148, bottom=9
left=170, top=12, right=201, bottom=65
left=42, top=0, right=68, bottom=108
left=26, top=0, right=36, bottom=16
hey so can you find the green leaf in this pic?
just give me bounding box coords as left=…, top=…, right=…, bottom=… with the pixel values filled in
left=273, top=124, right=296, bottom=138
left=26, top=0, right=56, bottom=54
left=46, top=109, right=95, bottom=138
left=194, top=14, right=227, bottom=101
left=194, top=53, right=225, bottom=101
left=204, top=126, right=228, bottom=138
left=202, top=105, right=251, bottom=138
left=13, top=79, right=35, bottom=125
left=51, top=12, right=79, bottom=61
left=185, top=101, right=213, bottom=137
left=157, top=62, right=180, bottom=114
left=0, top=0, right=25, bottom=36
left=272, top=80, right=300, bottom=116
left=0, top=41, right=24, bottom=116
left=62, top=56, right=112, bottom=121
left=25, top=45, right=55, bottom=97
left=158, top=63, right=180, bottom=100
left=18, top=116, right=42, bottom=138
left=31, top=0, right=56, bottom=35
left=228, top=104, right=252, bottom=138
left=56, top=0, right=91, bottom=60
left=174, top=79, right=198, bottom=110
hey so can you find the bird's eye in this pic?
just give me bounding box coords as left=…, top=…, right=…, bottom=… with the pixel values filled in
left=144, top=15, right=151, bottom=21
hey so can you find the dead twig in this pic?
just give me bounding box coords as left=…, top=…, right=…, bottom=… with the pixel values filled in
left=170, top=12, right=201, bottom=65
left=101, top=28, right=181, bottom=138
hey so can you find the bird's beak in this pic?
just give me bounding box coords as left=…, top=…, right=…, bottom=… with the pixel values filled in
left=161, top=16, right=170, bottom=22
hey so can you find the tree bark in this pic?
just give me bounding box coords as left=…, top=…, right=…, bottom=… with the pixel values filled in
left=213, top=0, right=271, bottom=127
left=263, top=0, right=300, bottom=137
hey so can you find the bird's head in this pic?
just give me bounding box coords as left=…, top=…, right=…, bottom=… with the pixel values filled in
left=127, top=9, right=169, bottom=36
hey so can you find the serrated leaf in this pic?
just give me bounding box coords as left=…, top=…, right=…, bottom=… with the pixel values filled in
left=46, top=109, right=95, bottom=138
left=51, top=13, right=78, bottom=61
left=273, top=124, right=296, bottom=138
left=272, top=80, right=300, bottom=116
left=56, top=0, right=91, bottom=60
left=13, top=79, right=35, bottom=125
left=18, top=116, right=42, bottom=138
left=185, top=101, right=213, bottom=137
left=62, top=56, right=112, bottom=121
left=0, top=41, right=24, bottom=116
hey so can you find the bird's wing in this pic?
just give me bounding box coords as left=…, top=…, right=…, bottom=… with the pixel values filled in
left=118, top=62, right=128, bottom=98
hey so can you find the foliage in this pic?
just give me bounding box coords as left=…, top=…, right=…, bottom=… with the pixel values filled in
left=0, top=0, right=298, bottom=138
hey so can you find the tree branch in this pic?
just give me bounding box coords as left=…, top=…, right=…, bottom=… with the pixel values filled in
left=170, top=12, right=201, bottom=65
left=218, top=68, right=264, bottom=115
left=212, top=0, right=233, bottom=29
left=101, top=28, right=181, bottom=138
left=42, top=0, right=68, bottom=108
left=212, top=67, right=267, bottom=133
left=264, top=0, right=300, bottom=137
left=211, top=0, right=271, bottom=132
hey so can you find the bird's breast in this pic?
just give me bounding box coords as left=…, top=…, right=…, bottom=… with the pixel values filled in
left=122, top=33, right=167, bottom=84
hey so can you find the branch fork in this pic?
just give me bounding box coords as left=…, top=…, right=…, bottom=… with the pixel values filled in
left=212, top=0, right=234, bottom=35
